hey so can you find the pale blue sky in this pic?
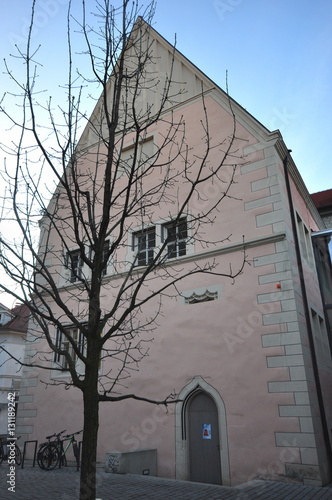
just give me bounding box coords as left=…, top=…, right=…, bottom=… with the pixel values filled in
left=156, top=0, right=332, bottom=194
left=0, top=0, right=331, bottom=196
left=0, top=0, right=331, bottom=308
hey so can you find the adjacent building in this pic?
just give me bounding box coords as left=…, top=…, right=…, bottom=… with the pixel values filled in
left=0, top=304, right=29, bottom=435
left=0, top=303, right=12, bottom=327
left=312, top=190, right=332, bottom=229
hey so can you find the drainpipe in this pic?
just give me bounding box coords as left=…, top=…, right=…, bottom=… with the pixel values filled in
left=283, top=150, right=332, bottom=472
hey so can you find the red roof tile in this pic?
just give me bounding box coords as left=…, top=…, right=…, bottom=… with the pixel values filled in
left=311, top=189, right=332, bottom=209
left=0, top=304, right=30, bottom=333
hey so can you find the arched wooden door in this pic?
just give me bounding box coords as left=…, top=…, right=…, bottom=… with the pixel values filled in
left=188, top=391, right=222, bottom=484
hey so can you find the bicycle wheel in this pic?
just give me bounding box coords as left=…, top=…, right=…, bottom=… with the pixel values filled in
left=15, top=445, right=22, bottom=466
left=37, top=443, right=48, bottom=469
left=40, top=443, right=59, bottom=470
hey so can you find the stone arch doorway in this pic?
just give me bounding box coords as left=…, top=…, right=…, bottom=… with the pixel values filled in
left=175, top=376, right=230, bottom=486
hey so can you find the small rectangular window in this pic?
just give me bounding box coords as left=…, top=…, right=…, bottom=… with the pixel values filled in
left=132, top=227, right=156, bottom=266
left=296, top=214, right=314, bottom=266
left=54, top=327, right=85, bottom=370
left=67, top=249, right=83, bottom=282
left=163, top=219, right=187, bottom=259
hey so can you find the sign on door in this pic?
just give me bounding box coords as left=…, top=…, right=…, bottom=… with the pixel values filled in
left=202, top=424, right=211, bottom=439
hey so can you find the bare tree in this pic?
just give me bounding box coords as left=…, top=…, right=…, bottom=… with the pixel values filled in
left=0, top=1, right=246, bottom=498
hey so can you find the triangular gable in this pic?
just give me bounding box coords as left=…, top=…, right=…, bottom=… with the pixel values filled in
left=76, top=17, right=273, bottom=152
left=42, top=16, right=322, bottom=229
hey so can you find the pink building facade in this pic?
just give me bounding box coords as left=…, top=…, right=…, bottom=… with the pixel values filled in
left=16, top=21, right=332, bottom=487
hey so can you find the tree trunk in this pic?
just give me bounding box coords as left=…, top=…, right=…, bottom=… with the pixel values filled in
left=80, top=368, right=100, bottom=500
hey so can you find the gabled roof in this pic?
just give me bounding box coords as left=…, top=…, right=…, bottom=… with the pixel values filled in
left=76, top=18, right=325, bottom=228
left=42, top=17, right=324, bottom=232
left=77, top=17, right=273, bottom=153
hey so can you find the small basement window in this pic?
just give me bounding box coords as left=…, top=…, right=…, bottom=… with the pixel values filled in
left=180, top=285, right=221, bottom=305
left=185, top=290, right=219, bottom=304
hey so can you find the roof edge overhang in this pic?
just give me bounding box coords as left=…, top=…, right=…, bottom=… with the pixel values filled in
left=275, top=137, right=324, bottom=230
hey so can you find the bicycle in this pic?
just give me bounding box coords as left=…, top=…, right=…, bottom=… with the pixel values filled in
left=37, top=429, right=67, bottom=469
left=38, top=430, right=82, bottom=470
left=0, top=436, right=22, bottom=466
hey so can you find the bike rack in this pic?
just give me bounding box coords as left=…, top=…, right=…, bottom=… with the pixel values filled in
left=76, top=440, right=82, bottom=471
left=21, top=440, right=38, bottom=469
left=20, top=435, right=82, bottom=471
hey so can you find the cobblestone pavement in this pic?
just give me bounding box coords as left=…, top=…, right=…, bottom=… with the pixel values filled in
left=1, top=464, right=332, bottom=499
